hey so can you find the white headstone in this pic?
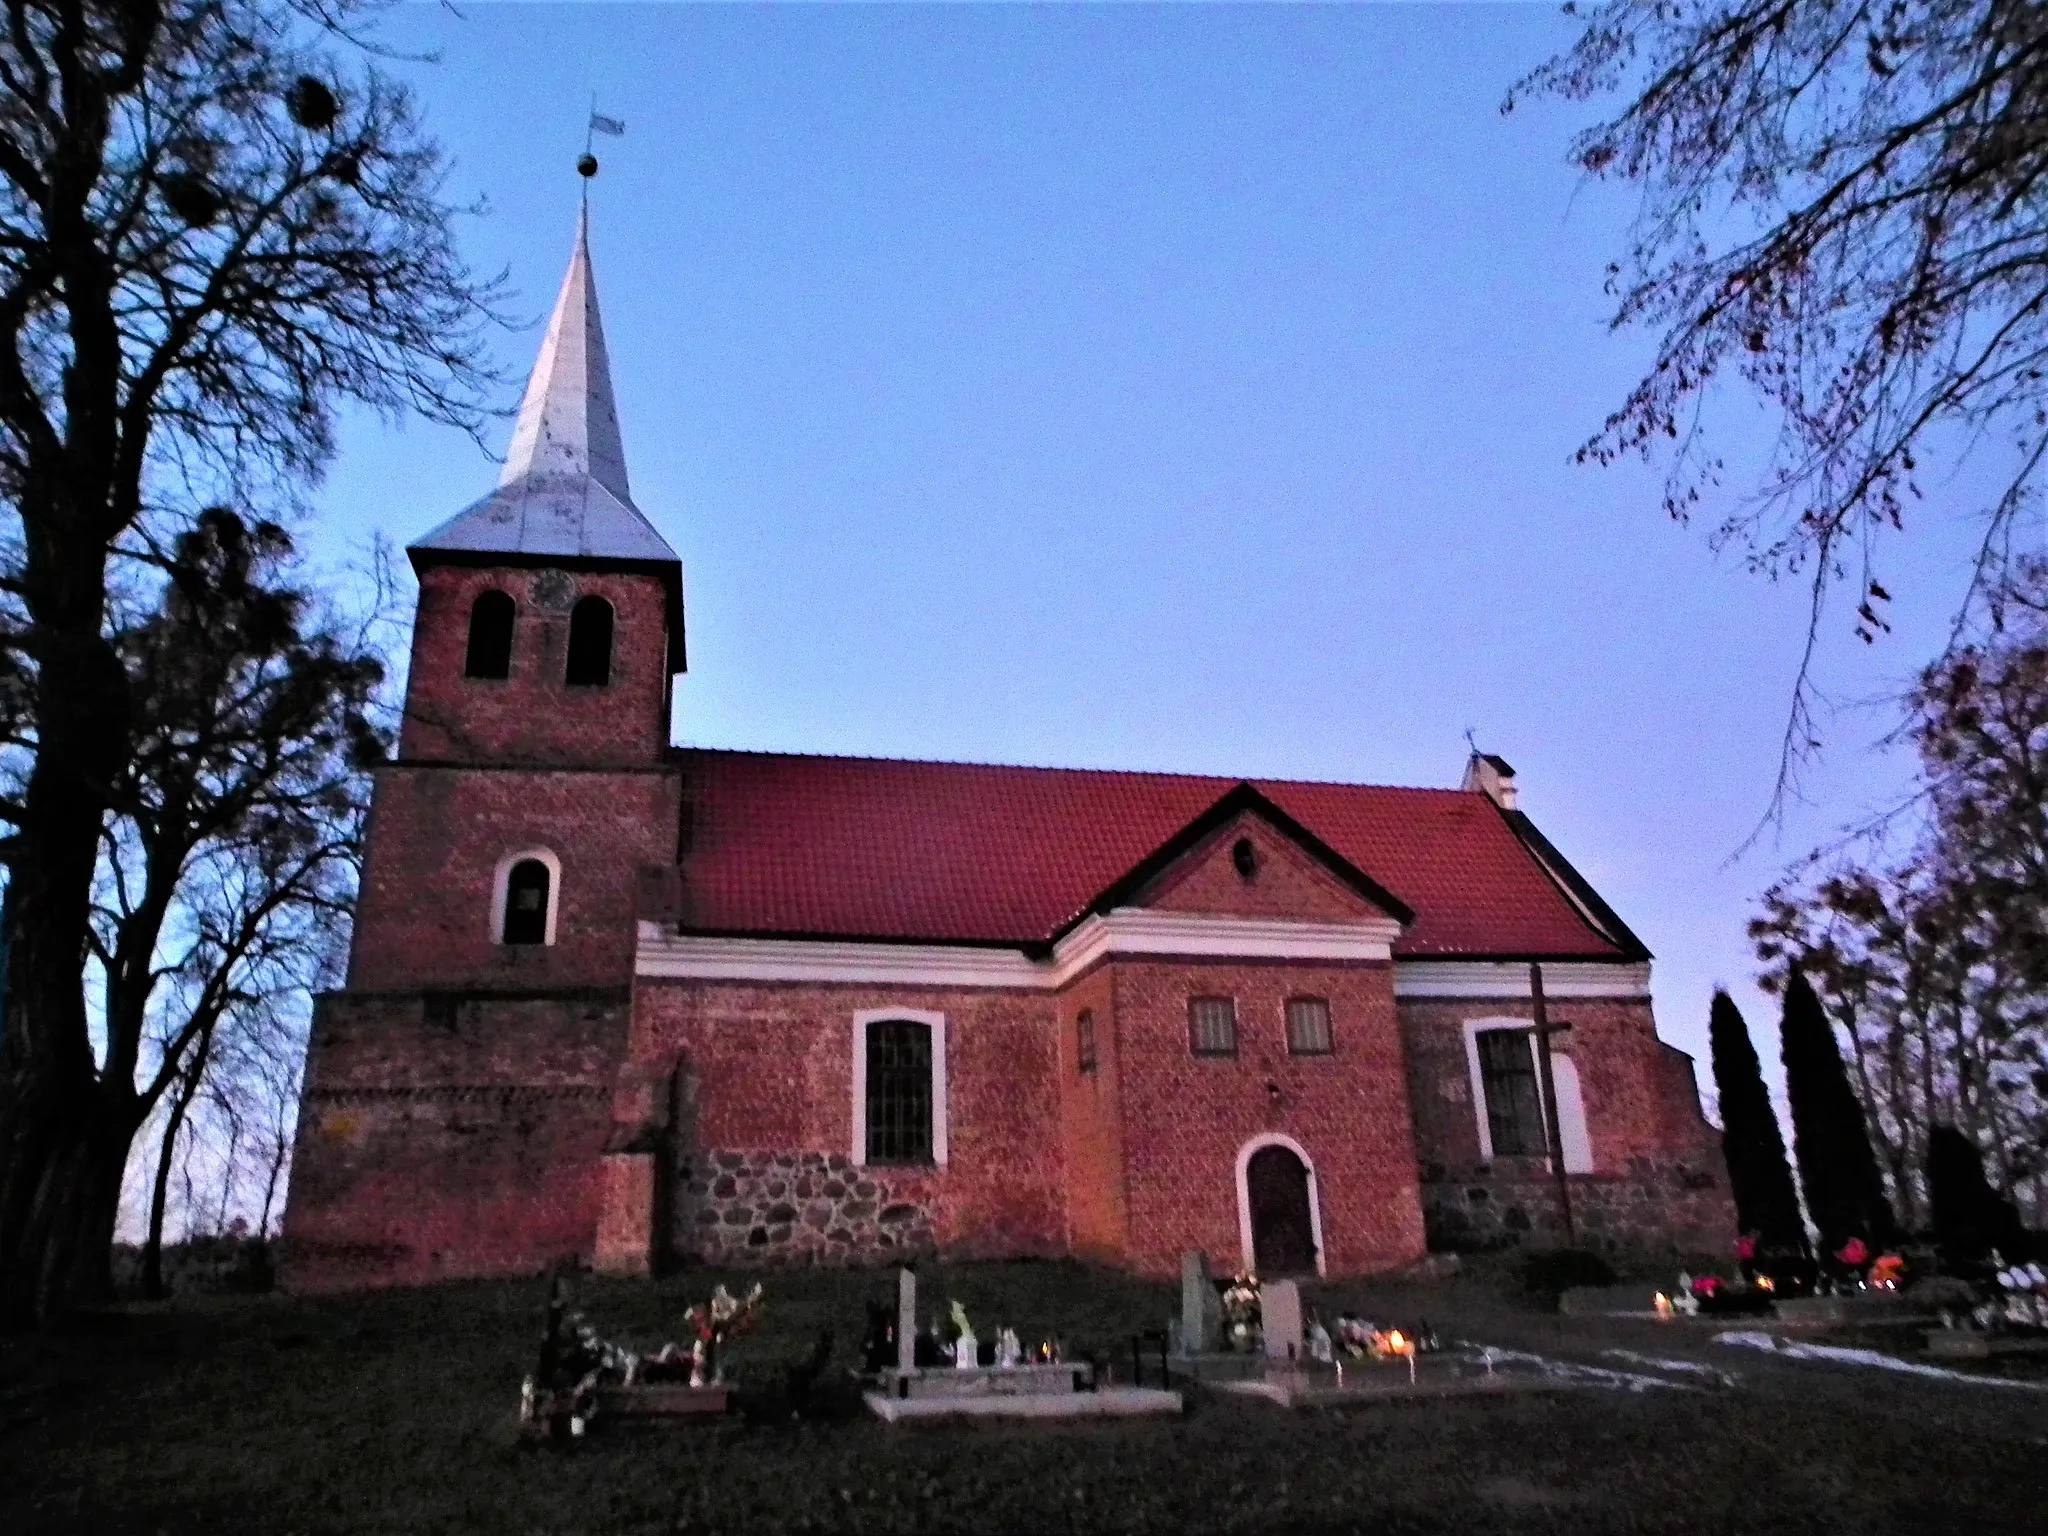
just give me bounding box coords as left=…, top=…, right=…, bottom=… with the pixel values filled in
left=1261, top=1278, right=1304, bottom=1361
left=1178, top=1250, right=1222, bottom=1355
left=896, top=1267, right=917, bottom=1373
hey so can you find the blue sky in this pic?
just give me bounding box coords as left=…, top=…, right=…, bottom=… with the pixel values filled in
left=318, top=3, right=2005, bottom=1105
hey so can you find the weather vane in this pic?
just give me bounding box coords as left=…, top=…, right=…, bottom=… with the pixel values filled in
left=579, top=97, right=625, bottom=182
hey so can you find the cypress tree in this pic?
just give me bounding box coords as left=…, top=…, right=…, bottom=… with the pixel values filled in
left=1927, top=1125, right=2031, bottom=1267
left=1708, top=990, right=1808, bottom=1258
left=1780, top=970, right=1899, bottom=1253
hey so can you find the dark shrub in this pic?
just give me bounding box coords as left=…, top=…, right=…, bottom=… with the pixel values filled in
left=1522, top=1248, right=1616, bottom=1305
left=1928, top=1125, right=2033, bottom=1269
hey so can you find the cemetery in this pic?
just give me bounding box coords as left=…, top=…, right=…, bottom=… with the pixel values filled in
left=8, top=1248, right=2044, bottom=1535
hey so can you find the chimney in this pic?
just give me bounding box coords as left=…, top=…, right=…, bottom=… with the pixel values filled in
left=1462, top=752, right=1518, bottom=811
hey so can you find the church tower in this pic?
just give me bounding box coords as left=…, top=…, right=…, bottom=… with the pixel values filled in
left=282, top=209, right=685, bottom=1287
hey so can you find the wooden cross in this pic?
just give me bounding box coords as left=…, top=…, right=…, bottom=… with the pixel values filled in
left=1528, top=962, right=1577, bottom=1247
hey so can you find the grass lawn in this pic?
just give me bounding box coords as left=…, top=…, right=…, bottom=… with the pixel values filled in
left=4, top=1259, right=2045, bottom=1535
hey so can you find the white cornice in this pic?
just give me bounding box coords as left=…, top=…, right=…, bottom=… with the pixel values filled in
left=638, top=908, right=1431, bottom=991
left=1392, top=961, right=1652, bottom=1000
left=1054, top=909, right=1400, bottom=977
left=635, top=928, right=1045, bottom=989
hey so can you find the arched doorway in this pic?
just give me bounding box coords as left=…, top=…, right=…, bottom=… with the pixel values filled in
left=1240, top=1140, right=1321, bottom=1276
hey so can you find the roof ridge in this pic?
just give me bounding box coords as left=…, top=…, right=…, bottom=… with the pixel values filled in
left=668, top=742, right=1473, bottom=796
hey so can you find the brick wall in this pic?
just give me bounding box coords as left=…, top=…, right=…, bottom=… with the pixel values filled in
left=280, top=989, right=630, bottom=1289
left=626, top=980, right=1069, bottom=1267
left=399, top=563, right=672, bottom=767
left=348, top=764, right=679, bottom=992
left=1108, top=957, right=1428, bottom=1280
left=1398, top=994, right=1735, bottom=1257
left=1140, top=812, right=1395, bottom=923
left=1054, top=965, right=1127, bottom=1262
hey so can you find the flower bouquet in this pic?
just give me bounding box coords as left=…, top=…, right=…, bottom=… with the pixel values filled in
left=1684, top=1272, right=1772, bottom=1317
left=520, top=1297, right=636, bottom=1442
left=1988, top=1258, right=2048, bottom=1331
left=1220, top=1273, right=1262, bottom=1353
left=652, top=1281, right=765, bottom=1387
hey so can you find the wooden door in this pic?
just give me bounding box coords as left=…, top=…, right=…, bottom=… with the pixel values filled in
left=1246, top=1145, right=1317, bottom=1275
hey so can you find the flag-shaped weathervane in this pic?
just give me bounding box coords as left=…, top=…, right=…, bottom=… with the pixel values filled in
left=579, top=102, right=624, bottom=179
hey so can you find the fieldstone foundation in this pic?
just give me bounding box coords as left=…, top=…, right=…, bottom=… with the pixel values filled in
left=1420, top=1154, right=1733, bottom=1259
left=676, top=1149, right=937, bottom=1265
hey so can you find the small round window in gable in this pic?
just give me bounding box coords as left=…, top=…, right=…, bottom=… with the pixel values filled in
left=1232, top=838, right=1259, bottom=880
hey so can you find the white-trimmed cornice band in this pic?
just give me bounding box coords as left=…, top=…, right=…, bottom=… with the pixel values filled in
left=635, top=913, right=1647, bottom=998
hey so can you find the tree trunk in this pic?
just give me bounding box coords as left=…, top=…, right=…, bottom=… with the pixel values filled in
left=0, top=529, right=136, bottom=1325
left=143, top=1058, right=202, bottom=1301
left=0, top=1079, right=135, bottom=1323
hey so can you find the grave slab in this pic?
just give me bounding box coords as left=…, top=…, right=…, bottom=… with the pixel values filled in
left=593, top=1383, right=731, bottom=1418
left=874, top=1362, right=1093, bottom=1400
left=865, top=1386, right=1183, bottom=1423
left=1922, top=1330, right=2048, bottom=1361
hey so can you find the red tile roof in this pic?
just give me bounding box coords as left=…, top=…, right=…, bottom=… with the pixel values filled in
left=670, top=749, right=1637, bottom=960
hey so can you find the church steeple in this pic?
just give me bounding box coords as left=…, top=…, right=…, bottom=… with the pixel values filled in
left=410, top=207, right=678, bottom=566
left=500, top=206, right=633, bottom=507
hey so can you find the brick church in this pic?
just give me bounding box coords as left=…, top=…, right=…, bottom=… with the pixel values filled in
left=281, top=211, right=1734, bottom=1290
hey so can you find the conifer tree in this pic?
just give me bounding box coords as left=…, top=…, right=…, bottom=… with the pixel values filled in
left=1927, top=1125, right=2031, bottom=1267
left=1708, top=990, right=1807, bottom=1259
left=1781, top=970, right=1899, bottom=1253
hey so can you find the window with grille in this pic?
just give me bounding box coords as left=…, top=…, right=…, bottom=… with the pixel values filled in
left=464, top=590, right=515, bottom=679
left=502, top=858, right=551, bottom=945
left=1476, top=1027, right=1546, bottom=1157
left=564, top=596, right=614, bottom=687
left=1285, top=997, right=1334, bottom=1056
left=865, top=1019, right=933, bottom=1164
left=1188, top=996, right=1237, bottom=1057
left=1076, top=1010, right=1098, bottom=1075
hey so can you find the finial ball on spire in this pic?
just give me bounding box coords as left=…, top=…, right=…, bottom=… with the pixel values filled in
left=577, top=153, right=598, bottom=179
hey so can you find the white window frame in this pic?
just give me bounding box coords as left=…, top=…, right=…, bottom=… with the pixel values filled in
left=851, top=1007, right=948, bottom=1168
left=1234, top=1132, right=1328, bottom=1277
left=491, top=847, right=562, bottom=947
left=1461, top=1016, right=1593, bottom=1172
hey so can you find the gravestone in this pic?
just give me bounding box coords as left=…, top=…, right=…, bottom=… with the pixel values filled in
left=1177, top=1251, right=1222, bottom=1355
left=896, top=1267, right=917, bottom=1374
left=1261, top=1278, right=1304, bottom=1362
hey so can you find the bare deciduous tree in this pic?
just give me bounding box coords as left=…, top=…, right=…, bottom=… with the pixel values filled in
left=98, top=509, right=384, bottom=1296
left=1752, top=560, right=2048, bottom=1225
left=0, top=1, right=494, bottom=1323
left=1516, top=2, right=2048, bottom=803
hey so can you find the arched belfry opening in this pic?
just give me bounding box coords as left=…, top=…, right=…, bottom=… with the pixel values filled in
left=464, top=590, right=515, bottom=679
left=565, top=595, right=614, bottom=687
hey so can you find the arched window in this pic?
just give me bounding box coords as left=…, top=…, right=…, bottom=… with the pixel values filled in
left=1461, top=1017, right=1593, bottom=1171
left=464, top=590, right=515, bottom=679
left=564, top=596, right=614, bottom=687
left=501, top=858, right=552, bottom=945
left=864, top=1019, right=934, bottom=1164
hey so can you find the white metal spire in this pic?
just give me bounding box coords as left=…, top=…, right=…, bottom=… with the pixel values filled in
left=411, top=206, right=678, bottom=565
left=499, top=204, right=632, bottom=504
